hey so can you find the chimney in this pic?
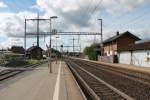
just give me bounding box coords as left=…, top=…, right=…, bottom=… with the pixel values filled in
left=116, top=31, right=119, bottom=36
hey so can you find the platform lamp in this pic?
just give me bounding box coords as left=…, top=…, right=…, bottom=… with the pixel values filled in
left=55, top=36, right=59, bottom=64
left=49, top=16, right=58, bottom=73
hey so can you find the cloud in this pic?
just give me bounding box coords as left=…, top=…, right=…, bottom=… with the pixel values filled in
left=0, top=0, right=147, bottom=38
left=134, top=29, right=150, bottom=39
left=0, top=37, right=18, bottom=49
left=35, top=0, right=102, bottom=28
left=33, top=0, right=149, bottom=33
left=0, top=0, right=149, bottom=49
left=102, top=0, right=146, bottom=15
left=0, top=11, right=37, bottom=38
left=0, top=1, right=7, bottom=8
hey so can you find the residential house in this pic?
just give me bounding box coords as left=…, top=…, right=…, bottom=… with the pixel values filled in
left=10, top=46, right=25, bottom=54
left=26, top=46, right=43, bottom=59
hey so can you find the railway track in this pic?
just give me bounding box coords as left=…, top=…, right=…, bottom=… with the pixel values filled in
left=0, top=70, right=23, bottom=81
left=66, top=59, right=133, bottom=100
left=0, top=62, right=47, bottom=82
left=66, top=58, right=150, bottom=100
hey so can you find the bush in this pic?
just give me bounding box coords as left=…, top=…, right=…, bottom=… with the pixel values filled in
left=84, top=43, right=98, bottom=61
left=5, top=59, right=28, bottom=67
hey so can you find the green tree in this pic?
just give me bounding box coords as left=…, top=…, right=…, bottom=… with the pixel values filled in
left=84, top=43, right=98, bottom=60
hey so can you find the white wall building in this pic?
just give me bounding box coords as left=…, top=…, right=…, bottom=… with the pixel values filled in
left=118, top=41, right=150, bottom=67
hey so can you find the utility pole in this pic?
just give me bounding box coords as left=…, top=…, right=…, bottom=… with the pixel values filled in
left=98, top=19, right=103, bottom=56
left=25, top=13, right=50, bottom=47
left=56, top=37, right=59, bottom=52
left=24, top=19, right=26, bottom=56
left=60, top=45, right=63, bottom=60
left=24, top=14, right=58, bottom=73
left=70, top=37, right=78, bottom=56
left=55, top=36, right=59, bottom=64
left=37, top=14, right=39, bottom=47
left=49, top=16, right=58, bottom=73
left=49, top=18, right=52, bottom=73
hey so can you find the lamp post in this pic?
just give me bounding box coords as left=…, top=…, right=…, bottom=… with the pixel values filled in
left=49, top=16, right=58, bottom=73
left=60, top=45, right=63, bottom=60
left=55, top=36, right=59, bottom=64
left=98, top=19, right=103, bottom=56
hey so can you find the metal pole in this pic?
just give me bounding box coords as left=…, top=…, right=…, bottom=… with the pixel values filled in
left=100, top=19, right=103, bottom=56
left=98, top=19, right=103, bottom=56
left=61, top=45, right=63, bottom=61
left=55, top=37, right=58, bottom=64
left=37, top=14, right=39, bottom=47
left=73, top=37, right=74, bottom=55
left=49, top=18, right=52, bottom=73
left=24, top=19, right=26, bottom=56
left=56, top=37, right=57, bottom=50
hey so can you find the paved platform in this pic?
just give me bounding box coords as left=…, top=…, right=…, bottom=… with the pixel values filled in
left=73, top=57, right=150, bottom=74
left=0, top=61, right=85, bottom=100
left=95, top=61, right=150, bottom=74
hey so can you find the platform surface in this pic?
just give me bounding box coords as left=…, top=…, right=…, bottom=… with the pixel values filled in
left=0, top=61, right=84, bottom=100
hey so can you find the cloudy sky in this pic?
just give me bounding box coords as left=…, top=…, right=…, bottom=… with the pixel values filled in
left=0, top=0, right=150, bottom=51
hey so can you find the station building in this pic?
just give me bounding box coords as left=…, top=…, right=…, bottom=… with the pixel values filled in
left=118, top=40, right=150, bottom=67
left=103, top=31, right=140, bottom=56
left=100, top=31, right=141, bottom=63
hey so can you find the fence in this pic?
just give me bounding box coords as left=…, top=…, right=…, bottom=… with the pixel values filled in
left=98, top=55, right=118, bottom=63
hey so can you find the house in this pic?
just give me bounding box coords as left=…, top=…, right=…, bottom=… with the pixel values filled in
left=26, top=46, right=43, bottom=59
left=103, top=31, right=141, bottom=56
left=118, top=40, right=150, bottom=67
left=10, top=46, right=25, bottom=54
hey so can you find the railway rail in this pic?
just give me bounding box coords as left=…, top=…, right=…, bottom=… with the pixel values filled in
left=0, top=70, right=23, bottom=81
left=66, top=58, right=150, bottom=100
left=0, top=61, right=47, bottom=82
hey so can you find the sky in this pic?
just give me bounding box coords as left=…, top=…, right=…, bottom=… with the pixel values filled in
left=0, top=0, right=150, bottom=51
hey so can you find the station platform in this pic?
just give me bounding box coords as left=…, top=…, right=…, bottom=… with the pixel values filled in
left=95, top=61, right=150, bottom=73
left=73, top=57, right=150, bottom=74
left=0, top=61, right=85, bottom=100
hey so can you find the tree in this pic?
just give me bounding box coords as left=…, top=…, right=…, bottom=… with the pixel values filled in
left=84, top=43, right=99, bottom=60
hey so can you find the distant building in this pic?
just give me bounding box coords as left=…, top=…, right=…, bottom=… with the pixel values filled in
left=26, top=46, right=43, bottom=59
left=103, top=31, right=140, bottom=56
left=45, top=48, right=61, bottom=58
left=10, top=46, right=25, bottom=54
left=118, top=40, right=150, bottom=67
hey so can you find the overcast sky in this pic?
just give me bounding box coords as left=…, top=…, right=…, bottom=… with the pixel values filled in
left=0, top=0, right=150, bottom=51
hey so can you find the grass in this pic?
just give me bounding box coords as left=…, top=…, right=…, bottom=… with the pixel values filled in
left=27, top=59, right=42, bottom=65
left=2, top=54, right=44, bottom=67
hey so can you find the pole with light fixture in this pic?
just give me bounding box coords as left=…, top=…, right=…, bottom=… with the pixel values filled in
left=49, top=16, right=58, bottom=73
left=98, top=18, right=103, bottom=56
left=55, top=36, right=59, bottom=64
